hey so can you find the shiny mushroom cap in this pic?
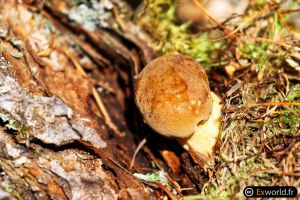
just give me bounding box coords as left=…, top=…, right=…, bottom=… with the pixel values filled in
left=135, top=54, right=212, bottom=138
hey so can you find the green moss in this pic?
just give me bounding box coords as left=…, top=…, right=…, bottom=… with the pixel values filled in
left=185, top=157, right=274, bottom=199
left=134, top=171, right=169, bottom=186
left=3, top=176, right=24, bottom=200
left=186, top=76, right=299, bottom=199
left=273, top=112, right=300, bottom=134
left=240, top=42, right=270, bottom=71
left=70, top=0, right=79, bottom=6
left=136, top=0, right=224, bottom=70
left=287, top=84, right=300, bottom=102
left=0, top=111, right=31, bottom=142
left=196, top=124, right=276, bottom=199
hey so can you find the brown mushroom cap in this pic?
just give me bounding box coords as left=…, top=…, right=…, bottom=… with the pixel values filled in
left=135, top=54, right=212, bottom=138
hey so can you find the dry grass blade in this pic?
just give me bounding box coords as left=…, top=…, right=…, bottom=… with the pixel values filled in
left=130, top=137, right=147, bottom=169
left=192, top=0, right=232, bottom=35
left=64, top=48, right=124, bottom=137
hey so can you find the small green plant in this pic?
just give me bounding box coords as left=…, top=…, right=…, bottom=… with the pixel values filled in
left=137, top=0, right=224, bottom=70
left=240, top=42, right=269, bottom=71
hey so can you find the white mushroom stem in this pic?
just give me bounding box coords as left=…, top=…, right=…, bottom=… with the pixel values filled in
left=178, top=92, right=222, bottom=166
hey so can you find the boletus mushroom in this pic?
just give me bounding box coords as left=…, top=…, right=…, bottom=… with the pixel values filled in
left=135, top=54, right=222, bottom=165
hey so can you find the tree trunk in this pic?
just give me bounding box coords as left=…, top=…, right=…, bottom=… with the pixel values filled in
left=0, top=0, right=155, bottom=199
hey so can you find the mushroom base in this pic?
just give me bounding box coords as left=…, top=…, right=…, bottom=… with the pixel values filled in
left=178, top=92, right=222, bottom=166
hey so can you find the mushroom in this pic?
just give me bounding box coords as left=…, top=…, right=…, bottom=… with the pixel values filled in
left=135, top=54, right=222, bottom=165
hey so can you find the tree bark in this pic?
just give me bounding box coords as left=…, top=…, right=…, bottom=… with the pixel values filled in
left=0, top=1, right=158, bottom=199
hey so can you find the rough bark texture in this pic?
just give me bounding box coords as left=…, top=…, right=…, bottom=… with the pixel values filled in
left=0, top=1, right=158, bottom=199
